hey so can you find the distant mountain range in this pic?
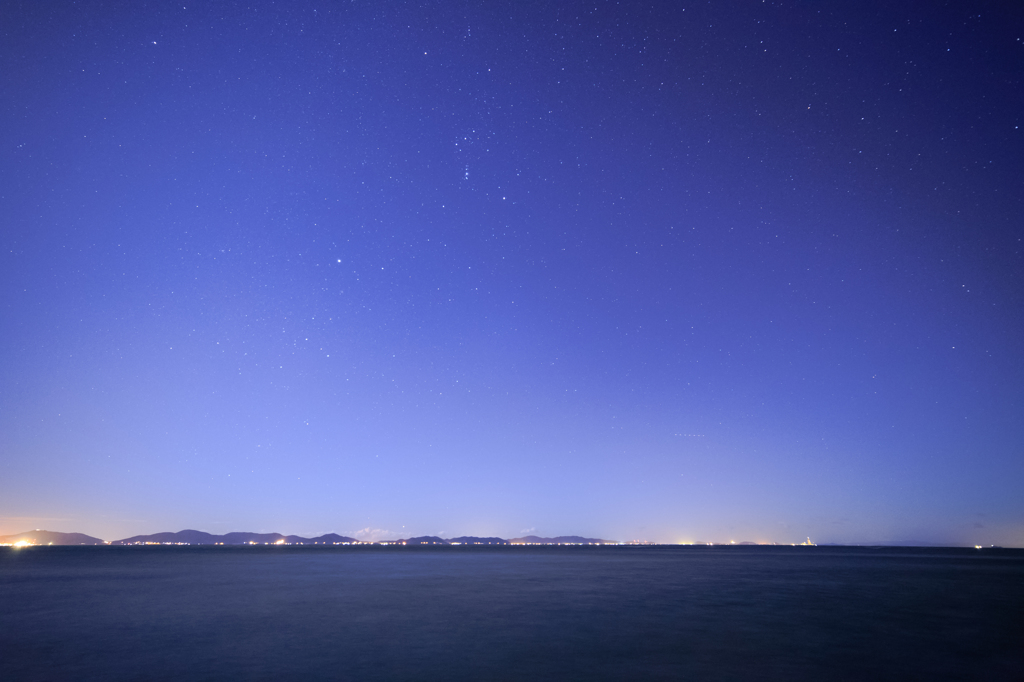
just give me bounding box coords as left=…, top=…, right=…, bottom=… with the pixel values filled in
left=0, top=530, right=105, bottom=545
left=111, top=530, right=358, bottom=545
left=400, top=536, right=510, bottom=545
left=510, top=535, right=614, bottom=544
left=1, top=529, right=616, bottom=546
left=449, top=536, right=509, bottom=545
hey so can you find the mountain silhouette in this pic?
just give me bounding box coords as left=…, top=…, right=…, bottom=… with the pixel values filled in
left=402, top=536, right=449, bottom=545
left=509, top=535, right=612, bottom=544
left=0, top=530, right=105, bottom=545
left=111, top=530, right=358, bottom=545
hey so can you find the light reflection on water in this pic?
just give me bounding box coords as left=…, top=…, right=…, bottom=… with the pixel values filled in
left=1, top=545, right=1022, bottom=681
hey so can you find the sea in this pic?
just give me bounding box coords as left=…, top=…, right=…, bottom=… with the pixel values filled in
left=1, top=545, right=1021, bottom=681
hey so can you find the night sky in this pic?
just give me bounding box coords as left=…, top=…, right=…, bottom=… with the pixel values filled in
left=2, top=1, right=1022, bottom=545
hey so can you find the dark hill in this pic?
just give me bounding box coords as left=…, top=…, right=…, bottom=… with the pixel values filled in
left=403, top=536, right=449, bottom=545
left=0, top=530, right=105, bottom=545
left=304, top=533, right=359, bottom=544
left=113, top=530, right=218, bottom=545
left=448, top=536, right=509, bottom=545
left=112, top=530, right=357, bottom=545
left=219, top=532, right=287, bottom=545
left=509, top=535, right=614, bottom=544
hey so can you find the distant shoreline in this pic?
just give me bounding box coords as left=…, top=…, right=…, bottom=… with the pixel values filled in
left=2, top=529, right=1013, bottom=549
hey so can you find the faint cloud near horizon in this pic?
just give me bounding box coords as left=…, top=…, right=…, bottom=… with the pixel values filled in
left=519, top=527, right=536, bottom=535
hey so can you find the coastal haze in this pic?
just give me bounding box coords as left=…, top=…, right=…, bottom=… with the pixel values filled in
left=2, top=2, right=1023, bottom=547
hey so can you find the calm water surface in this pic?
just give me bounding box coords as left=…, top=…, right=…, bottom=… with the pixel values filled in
left=1, top=545, right=1021, bottom=681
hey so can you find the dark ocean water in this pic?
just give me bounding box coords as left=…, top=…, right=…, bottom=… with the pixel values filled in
left=1, top=545, right=1021, bottom=681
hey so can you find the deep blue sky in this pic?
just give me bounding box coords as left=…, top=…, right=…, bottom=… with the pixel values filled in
left=2, top=1, right=1022, bottom=545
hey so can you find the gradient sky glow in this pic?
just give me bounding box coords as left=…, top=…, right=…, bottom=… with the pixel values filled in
left=2, top=1, right=1022, bottom=545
